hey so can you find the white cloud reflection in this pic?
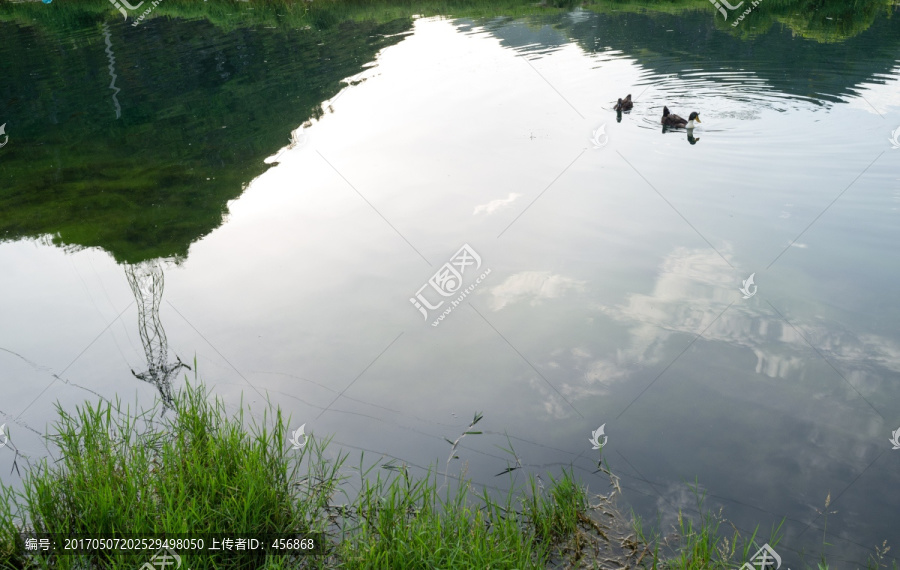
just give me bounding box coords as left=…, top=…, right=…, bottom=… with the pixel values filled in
left=473, top=192, right=522, bottom=215
left=570, top=246, right=900, bottom=399
left=488, top=271, right=585, bottom=310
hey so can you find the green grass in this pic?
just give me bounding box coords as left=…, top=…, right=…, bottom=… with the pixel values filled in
left=524, top=468, right=587, bottom=545
left=0, top=381, right=897, bottom=569
left=628, top=482, right=900, bottom=570
left=0, top=381, right=580, bottom=569
left=631, top=484, right=784, bottom=569
left=0, top=383, right=336, bottom=569
left=337, top=465, right=539, bottom=568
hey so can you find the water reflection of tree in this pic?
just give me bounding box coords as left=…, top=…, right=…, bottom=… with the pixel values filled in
left=0, top=16, right=412, bottom=265
left=125, top=260, right=188, bottom=408
left=481, top=5, right=900, bottom=105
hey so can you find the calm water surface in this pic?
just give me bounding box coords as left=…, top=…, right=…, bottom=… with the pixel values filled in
left=1, top=3, right=899, bottom=565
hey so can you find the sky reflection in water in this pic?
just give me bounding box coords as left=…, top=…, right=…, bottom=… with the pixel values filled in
left=1, top=8, right=900, bottom=565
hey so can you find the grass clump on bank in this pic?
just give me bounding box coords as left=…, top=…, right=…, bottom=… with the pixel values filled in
left=630, top=488, right=785, bottom=570
left=0, top=383, right=338, bottom=569
left=339, top=467, right=538, bottom=568
left=0, top=382, right=602, bottom=569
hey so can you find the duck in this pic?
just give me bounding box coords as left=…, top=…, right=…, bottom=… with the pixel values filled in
left=661, top=106, right=700, bottom=128
left=614, top=94, right=633, bottom=112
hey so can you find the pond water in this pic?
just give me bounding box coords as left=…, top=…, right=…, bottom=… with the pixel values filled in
left=1, top=2, right=900, bottom=565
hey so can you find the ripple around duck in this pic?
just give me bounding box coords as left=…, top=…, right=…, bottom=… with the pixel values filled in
left=606, top=63, right=830, bottom=133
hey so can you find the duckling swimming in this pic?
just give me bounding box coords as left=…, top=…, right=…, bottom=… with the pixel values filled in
left=614, top=94, right=633, bottom=112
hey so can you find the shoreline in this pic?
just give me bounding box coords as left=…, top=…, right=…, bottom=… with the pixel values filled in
left=2, top=383, right=893, bottom=569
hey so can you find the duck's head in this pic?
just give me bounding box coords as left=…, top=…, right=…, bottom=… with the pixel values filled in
left=688, top=112, right=701, bottom=123
left=662, top=106, right=670, bottom=117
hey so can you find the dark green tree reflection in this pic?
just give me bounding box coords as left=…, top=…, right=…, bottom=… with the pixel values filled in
left=0, top=14, right=410, bottom=264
